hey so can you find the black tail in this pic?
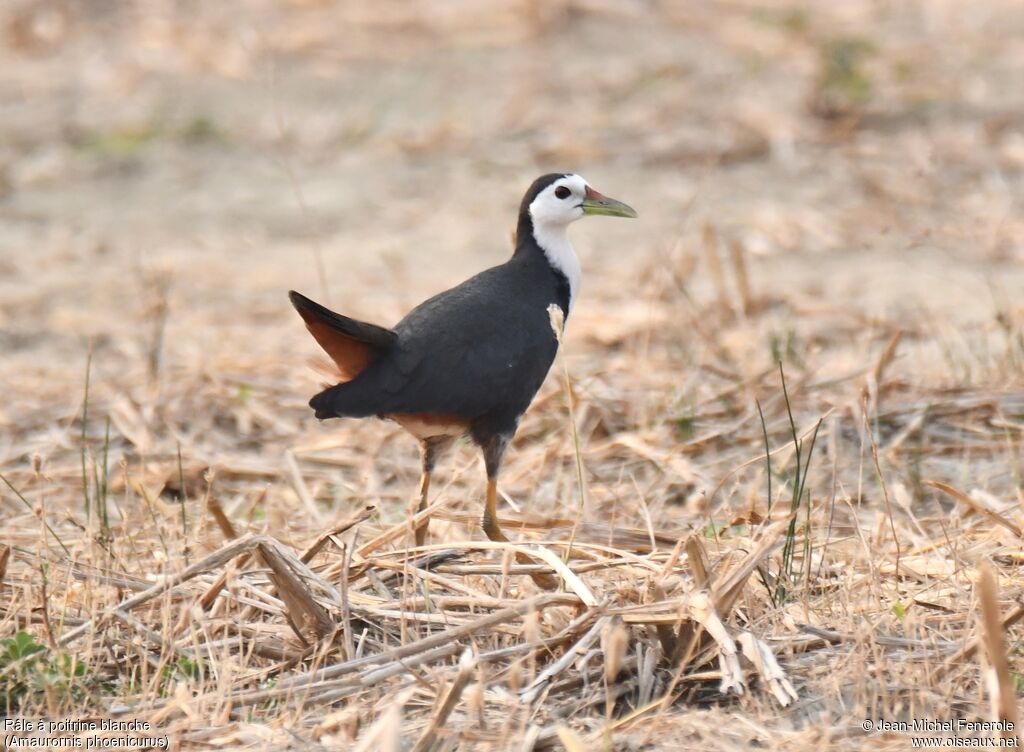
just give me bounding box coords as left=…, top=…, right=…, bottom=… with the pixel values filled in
left=288, top=291, right=397, bottom=350
left=289, top=289, right=399, bottom=389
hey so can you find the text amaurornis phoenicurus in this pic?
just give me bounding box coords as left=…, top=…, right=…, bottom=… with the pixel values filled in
left=289, top=173, right=637, bottom=586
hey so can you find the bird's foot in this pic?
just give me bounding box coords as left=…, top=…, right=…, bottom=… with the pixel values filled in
left=413, top=519, right=428, bottom=547
left=521, top=563, right=559, bottom=590
left=483, top=514, right=560, bottom=590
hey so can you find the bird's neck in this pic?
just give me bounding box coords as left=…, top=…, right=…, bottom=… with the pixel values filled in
left=515, top=215, right=581, bottom=311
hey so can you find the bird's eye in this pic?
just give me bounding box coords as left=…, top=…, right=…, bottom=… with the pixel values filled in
left=554, top=186, right=571, bottom=199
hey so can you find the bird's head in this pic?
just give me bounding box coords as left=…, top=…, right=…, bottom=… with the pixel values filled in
left=521, top=173, right=637, bottom=230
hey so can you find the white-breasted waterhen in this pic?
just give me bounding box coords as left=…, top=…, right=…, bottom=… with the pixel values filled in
left=289, top=173, right=636, bottom=586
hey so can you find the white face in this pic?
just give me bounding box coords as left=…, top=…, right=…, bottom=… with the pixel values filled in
left=528, top=174, right=589, bottom=227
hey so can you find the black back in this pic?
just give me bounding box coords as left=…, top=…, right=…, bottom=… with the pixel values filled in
left=310, top=174, right=573, bottom=438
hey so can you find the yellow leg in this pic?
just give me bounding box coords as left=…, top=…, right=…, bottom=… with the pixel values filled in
left=481, top=478, right=558, bottom=589
left=413, top=469, right=430, bottom=547
left=412, top=436, right=453, bottom=548
left=482, top=478, right=507, bottom=542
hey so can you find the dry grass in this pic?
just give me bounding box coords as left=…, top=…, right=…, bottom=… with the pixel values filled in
left=3, top=268, right=1022, bottom=748
left=2, top=0, right=1024, bottom=749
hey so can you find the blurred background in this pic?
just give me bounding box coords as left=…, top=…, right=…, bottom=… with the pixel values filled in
left=2, top=2, right=1024, bottom=742
left=1, top=0, right=1023, bottom=515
